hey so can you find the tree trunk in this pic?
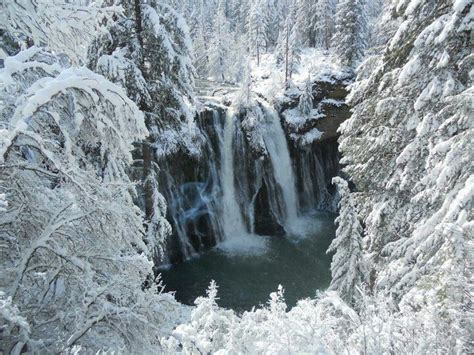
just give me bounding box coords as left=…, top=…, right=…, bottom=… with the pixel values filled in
left=309, top=28, right=316, bottom=48
left=134, top=0, right=144, bottom=49
left=142, top=140, right=154, bottom=221
left=257, top=27, right=260, bottom=66
left=285, top=24, right=289, bottom=88
left=133, top=0, right=154, bottom=224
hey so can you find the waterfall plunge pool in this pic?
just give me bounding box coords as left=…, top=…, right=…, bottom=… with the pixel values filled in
left=159, top=211, right=336, bottom=313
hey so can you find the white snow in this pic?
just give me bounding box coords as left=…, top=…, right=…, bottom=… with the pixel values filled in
left=250, top=48, right=348, bottom=102
left=290, top=128, right=324, bottom=146
left=283, top=108, right=325, bottom=130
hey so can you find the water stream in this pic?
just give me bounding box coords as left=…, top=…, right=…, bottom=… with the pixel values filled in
left=263, top=105, right=299, bottom=223
left=220, top=109, right=247, bottom=238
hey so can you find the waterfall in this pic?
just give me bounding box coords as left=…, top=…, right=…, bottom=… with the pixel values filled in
left=156, top=102, right=339, bottom=262
left=262, top=105, right=299, bottom=223
left=220, top=109, right=247, bottom=239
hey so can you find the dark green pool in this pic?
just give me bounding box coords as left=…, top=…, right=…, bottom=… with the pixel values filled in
left=159, top=211, right=335, bottom=313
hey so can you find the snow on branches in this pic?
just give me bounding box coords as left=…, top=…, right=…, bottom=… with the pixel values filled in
left=0, top=47, right=177, bottom=353
left=0, top=0, right=121, bottom=65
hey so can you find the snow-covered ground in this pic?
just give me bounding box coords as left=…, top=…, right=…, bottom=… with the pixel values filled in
left=196, top=49, right=348, bottom=107
left=250, top=48, right=348, bottom=102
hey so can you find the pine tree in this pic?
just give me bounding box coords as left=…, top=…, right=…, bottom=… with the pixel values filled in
left=275, top=1, right=300, bottom=87
left=339, top=0, right=472, bottom=349
left=208, top=1, right=232, bottom=82
left=365, top=0, right=385, bottom=49
left=261, top=0, right=281, bottom=50
left=296, top=0, right=318, bottom=47
left=88, top=0, right=199, bottom=253
left=333, top=0, right=368, bottom=66
left=247, top=0, right=267, bottom=66
left=314, top=0, right=337, bottom=50
left=328, top=177, right=366, bottom=305
left=192, top=0, right=211, bottom=77
left=298, top=77, right=314, bottom=116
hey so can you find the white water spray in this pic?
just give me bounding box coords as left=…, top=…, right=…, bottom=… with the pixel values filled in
left=219, top=109, right=268, bottom=255
left=220, top=109, right=247, bottom=238
left=263, top=105, right=299, bottom=223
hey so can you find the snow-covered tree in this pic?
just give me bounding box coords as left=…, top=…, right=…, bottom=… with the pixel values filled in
left=192, top=0, right=212, bottom=77
left=328, top=177, right=366, bottom=305
left=162, top=280, right=236, bottom=353
left=338, top=0, right=473, bottom=350
left=89, top=0, right=197, bottom=136
left=298, top=77, right=314, bottom=116
left=88, top=0, right=200, bottom=249
left=313, top=0, right=337, bottom=50
left=333, top=0, right=368, bottom=66
left=236, top=58, right=253, bottom=107
left=275, top=1, right=300, bottom=87
left=0, top=47, right=180, bottom=353
left=247, top=0, right=267, bottom=65
left=0, top=0, right=120, bottom=65
left=208, top=1, right=233, bottom=82
left=296, top=0, right=318, bottom=47
left=0, top=28, right=20, bottom=62
left=261, top=0, right=282, bottom=50
left=365, top=0, right=386, bottom=49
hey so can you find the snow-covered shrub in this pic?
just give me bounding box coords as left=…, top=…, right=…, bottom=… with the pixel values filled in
left=0, top=48, right=180, bottom=353
left=163, top=281, right=236, bottom=354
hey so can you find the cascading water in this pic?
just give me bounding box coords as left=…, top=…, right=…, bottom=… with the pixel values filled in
left=262, top=104, right=299, bottom=223
left=220, top=109, right=247, bottom=239
left=157, top=102, right=340, bottom=262
left=217, top=109, right=269, bottom=255
left=159, top=78, right=347, bottom=310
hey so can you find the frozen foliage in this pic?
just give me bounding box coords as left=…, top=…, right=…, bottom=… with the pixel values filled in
left=334, top=0, right=368, bottom=67
left=251, top=48, right=349, bottom=104
left=163, top=280, right=473, bottom=354
left=339, top=0, right=473, bottom=350
left=207, top=1, right=234, bottom=82
left=312, top=0, right=338, bottom=50
left=275, top=1, right=301, bottom=86
left=241, top=104, right=268, bottom=155
left=247, top=1, right=267, bottom=66
left=164, top=0, right=371, bottom=84
left=88, top=1, right=201, bottom=156
left=0, top=0, right=121, bottom=65
left=0, top=192, right=7, bottom=211
left=0, top=48, right=180, bottom=353
left=283, top=108, right=325, bottom=130
left=328, top=177, right=366, bottom=304
left=290, top=128, right=324, bottom=146
left=297, top=77, right=314, bottom=116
